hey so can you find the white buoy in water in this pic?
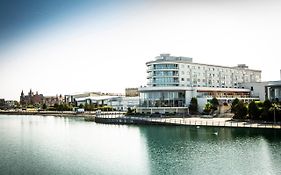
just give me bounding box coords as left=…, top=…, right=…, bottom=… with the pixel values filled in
left=196, top=126, right=200, bottom=129
left=213, top=131, right=218, bottom=135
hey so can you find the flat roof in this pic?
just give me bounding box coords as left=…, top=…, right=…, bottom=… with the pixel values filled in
left=139, top=86, right=250, bottom=92
left=146, top=59, right=261, bottom=72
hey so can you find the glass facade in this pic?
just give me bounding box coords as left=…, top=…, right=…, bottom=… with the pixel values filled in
left=140, top=91, right=185, bottom=107
left=154, top=64, right=178, bottom=69
left=153, top=77, right=179, bottom=84
left=153, top=71, right=178, bottom=76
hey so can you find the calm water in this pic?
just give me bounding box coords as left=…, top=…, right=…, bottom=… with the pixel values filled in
left=0, top=115, right=281, bottom=175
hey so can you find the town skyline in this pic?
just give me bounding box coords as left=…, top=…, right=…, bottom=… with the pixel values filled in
left=1, top=0, right=281, bottom=100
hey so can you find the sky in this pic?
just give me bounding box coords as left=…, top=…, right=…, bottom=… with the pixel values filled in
left=0, top=0, right=281, bottom=100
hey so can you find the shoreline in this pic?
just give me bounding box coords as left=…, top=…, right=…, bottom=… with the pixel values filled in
left=1, top=111, right=280, bottom=129
left=0, top=110, right=124, bottom=118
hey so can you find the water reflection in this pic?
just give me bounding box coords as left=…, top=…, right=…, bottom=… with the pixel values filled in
left=0, top=115, right=281, bottom=175
left=0, top=115, right=150, bottom=175
left=140, top=126, right=281, bottom=175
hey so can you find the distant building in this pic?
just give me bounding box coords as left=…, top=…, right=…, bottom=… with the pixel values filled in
left=5, top=100, right=17, bottom=109
left=43, top=95, right=64, bottom=106
left=125, top=88, right=139, bottom=97
left=108, top=96, right=139, bottom=111
left=20, top=89, right=44, bottom=106
left=0, top=99, right=5, bottom=109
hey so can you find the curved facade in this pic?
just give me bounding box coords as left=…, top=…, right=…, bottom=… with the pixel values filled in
left=139, top=54, right=261, bottom=114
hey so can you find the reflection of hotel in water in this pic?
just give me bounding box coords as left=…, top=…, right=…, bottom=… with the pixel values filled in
left=138, top=54, right=262, bottom=114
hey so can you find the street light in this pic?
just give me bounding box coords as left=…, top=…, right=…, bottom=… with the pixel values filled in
left=272, top=103, right=280, bottom=125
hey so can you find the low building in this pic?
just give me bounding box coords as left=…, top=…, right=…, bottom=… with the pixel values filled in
left=5, top=100, right=17, bottom=108
left=75, top=95, right=119, bottom=107
left=64, top=91, right=121, bottom=105
left=241, top=81, right=281, bottom=102
left=108, top=96, right=139, bottom=111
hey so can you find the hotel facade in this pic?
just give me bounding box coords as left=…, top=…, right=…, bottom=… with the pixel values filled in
left=138, top=54, right=261, bottom=114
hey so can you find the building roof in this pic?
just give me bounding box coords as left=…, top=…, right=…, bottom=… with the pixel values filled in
left=146, top=54, right=261, bottom=72
left=75, top=96, right=120, bottom=102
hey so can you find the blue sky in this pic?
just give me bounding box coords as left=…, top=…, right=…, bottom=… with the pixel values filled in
left=0, top=0, right=120, bottom=51
left=1, top=0, right=281, bottom=100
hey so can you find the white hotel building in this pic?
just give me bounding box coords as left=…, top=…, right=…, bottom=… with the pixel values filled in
left=138, top=54, right=261, bottom=114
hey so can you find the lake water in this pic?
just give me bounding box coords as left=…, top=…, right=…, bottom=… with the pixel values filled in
left=0, top=115, right=281, bottom=175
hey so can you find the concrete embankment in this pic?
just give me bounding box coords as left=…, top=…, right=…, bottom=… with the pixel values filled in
left=0, top=111, right=125, bottom=119
left=95, top=116, right=281, bottom=129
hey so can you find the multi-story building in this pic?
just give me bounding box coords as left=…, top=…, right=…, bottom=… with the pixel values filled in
left=138, top=54, right=261, bottom=114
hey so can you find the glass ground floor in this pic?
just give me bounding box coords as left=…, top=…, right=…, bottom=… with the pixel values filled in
left=139, top=91, right=186, bottom=108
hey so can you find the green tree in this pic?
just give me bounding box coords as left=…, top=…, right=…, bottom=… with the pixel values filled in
left=233, top=101, right=247, bottom=119
left=78, top=104, right=84, bottom=109
left=210, top=97, right=219, bottom=110
left=42, top=103, right=47, bottom=110
left=261, top=100, right=272, bottom=121
left=84, top=103, right=89, bottom=111
left=248, top=101, right=259, bottom=119
left=58, top=104, right=64, bottom=111
left=203, top=103, right=212, bottom=114
left=189, top=97, right=198, bottom=114
left=231, top=98, right=239, bottom=113
left=54, top=103, right=59, bottom=111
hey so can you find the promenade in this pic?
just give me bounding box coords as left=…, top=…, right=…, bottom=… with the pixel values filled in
left=95, top=116, right=281, bottom=129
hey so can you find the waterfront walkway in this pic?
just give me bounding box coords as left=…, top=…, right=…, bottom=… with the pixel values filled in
left=95, top=116, right=281, bottom=129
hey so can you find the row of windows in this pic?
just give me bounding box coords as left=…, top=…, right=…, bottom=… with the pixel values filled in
left=180, top=84, right=239, bottom=88
left=180, top=77, right=244, bottom=84
left=180, top=64, right=258, bottom=74
left=180, top=71, right=259, bottom=78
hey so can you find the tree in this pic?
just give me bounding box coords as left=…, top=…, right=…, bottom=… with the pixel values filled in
left=231, top=98, right=239, bottom=113
left=189, top=97, right=198, bottom=114
left=203, top=103, right=212, bottom=114
left=233, top=101, right=247, bottom=119
left=79, top=104, right=84, bottom=109
left=84, top=103, right=89, bottom=111
left=42, top=103, right=47, bottom=110
left=248, top=101, right=259, bottom=119
left=261, top=100, right=272, bottom=121
left=54, top=103, right=59, bottom=111
left=210, top=97, right=219, bottom=110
